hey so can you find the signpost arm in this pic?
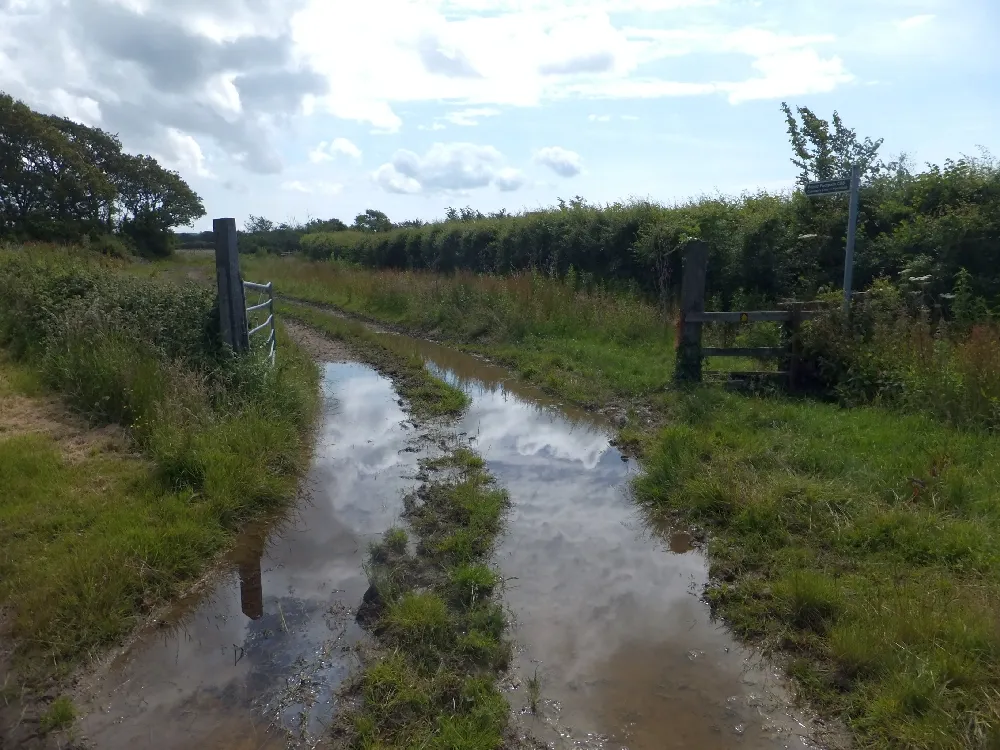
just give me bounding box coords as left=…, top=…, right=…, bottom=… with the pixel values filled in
left=842, top=163, right=861, bottom=315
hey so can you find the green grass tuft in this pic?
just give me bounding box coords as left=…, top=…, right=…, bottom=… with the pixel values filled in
left=39, top=696, right=76, bottom=733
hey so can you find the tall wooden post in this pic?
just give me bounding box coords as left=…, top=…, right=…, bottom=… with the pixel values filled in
left=674, top=240, right=708, bottom=384
left=783, top=302, right=803, bottom=392
left=214, top=218, right=248, bottom=352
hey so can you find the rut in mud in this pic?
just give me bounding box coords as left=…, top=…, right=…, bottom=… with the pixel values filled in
left=78, top=325, right=837, bottom=750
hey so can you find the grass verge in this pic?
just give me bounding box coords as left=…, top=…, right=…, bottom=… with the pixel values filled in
left=0, top=248, right=319, bottom=718
left=341, top=447, right=512, bottom=749
left=278, top=299, right=468, bottom=418
left=634, top=390, right=1000, bottom=749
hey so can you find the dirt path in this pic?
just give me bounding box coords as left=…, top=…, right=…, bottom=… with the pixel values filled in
left=281, top=319, right=352, bottom=362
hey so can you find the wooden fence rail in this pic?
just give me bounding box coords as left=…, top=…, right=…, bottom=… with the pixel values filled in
left=674, top=241, right=831, bottom=389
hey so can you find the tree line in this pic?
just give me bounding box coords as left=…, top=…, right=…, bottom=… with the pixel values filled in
left=1, top=93, right=205, bottom=257
left=292, top=105, right=1000, bottom=315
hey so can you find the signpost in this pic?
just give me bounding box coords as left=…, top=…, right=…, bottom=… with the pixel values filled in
left=805, top=164, right=861, bottom=314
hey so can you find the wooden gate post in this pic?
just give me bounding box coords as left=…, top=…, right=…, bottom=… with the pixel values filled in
left=214, top=217, right=249, bottom=352
left=674, top=240, right=708, bottom=384
left=783, top=302, right=804, bottom=391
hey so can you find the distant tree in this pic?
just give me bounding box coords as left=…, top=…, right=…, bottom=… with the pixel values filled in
left=395, top=219, right=425, bottom=228
left=117, top=154, right=205, bottom=257
left=444, top=206, right=484, bottom=222
left=781, top=102, right=885, bottom=185
left=304, top=216, right=348, bottom=233
left=353, top=209, right=392, bottom=233
left=244, top=214, right=275, bottom=234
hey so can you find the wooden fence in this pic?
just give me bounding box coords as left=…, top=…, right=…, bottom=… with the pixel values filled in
left=675, top=240, right=829, bottom=389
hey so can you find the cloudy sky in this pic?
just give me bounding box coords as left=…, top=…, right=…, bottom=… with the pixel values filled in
left=1, top=0, right=997, bottom=230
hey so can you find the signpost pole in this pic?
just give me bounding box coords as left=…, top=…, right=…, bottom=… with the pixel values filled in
left=842, top=163, right=861, bottom=316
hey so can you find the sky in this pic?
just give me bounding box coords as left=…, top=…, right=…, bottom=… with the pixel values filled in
left=1, top=0, right=998, bottom=232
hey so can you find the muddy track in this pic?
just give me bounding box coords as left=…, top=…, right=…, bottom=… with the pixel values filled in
left=276, top=294, right=658, bottom=439
left=73, top=313, right=847, bottom=750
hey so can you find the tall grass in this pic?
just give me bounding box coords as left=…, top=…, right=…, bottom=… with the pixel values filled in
left=245, top=255, right=664, bottom=346
left=0, top=246, right=318, bottom=674
left=801, top=283, right=1000, bottom=430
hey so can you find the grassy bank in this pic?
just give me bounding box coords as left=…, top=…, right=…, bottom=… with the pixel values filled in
left=342, top=447, right=512, bottom=749
left=635, top=391, right=1000, bottom=749
left=278, top=300, right=468, bottom=418
left=0, top=247, right=319, bottom=690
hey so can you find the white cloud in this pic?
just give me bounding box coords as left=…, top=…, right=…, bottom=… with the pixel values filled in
left=48, top=89, right=103, bottom=126
left=443, top=107, right=501, bottom=126
left=373, top=142, right=523, bottom=194
left=154, top=129, right=214, bottom=179
left=309, top=137, right=362, bottom=162
left=290, top=1, right=854, bottom=131
left=534, top=146, right=583, bottom=177
left=588, top=113, right=612, bottom=122
left=723, top=48, right=853, bottom=104
left=494, top=167, right=526, bottom=192
left=898, top=14, right=935, bottom=30
left=281, top=179, right=343, bottom=194
left=373, top=163, right=423, bottom=194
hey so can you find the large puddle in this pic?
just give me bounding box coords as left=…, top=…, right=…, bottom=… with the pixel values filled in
left=79, top=363, right=425, bottom=749
left=80, top=331, right=824, bottom=750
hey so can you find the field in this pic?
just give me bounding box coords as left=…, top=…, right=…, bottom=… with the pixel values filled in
left=243, top=252, right=1000, bottom=750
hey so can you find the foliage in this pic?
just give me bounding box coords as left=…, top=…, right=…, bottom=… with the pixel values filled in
left=353, top=208, right=393, bottom=233
left=0, top=93, right=205, bottom=255
left=799, top=278, right=1000, bottom=430
left=781, top=101, right=886, bottom=184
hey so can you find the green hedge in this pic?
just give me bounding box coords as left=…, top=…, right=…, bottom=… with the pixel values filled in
left=303, top=156, right=1000, bottom=310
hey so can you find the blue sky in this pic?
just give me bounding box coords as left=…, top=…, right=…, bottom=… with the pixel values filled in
left=1, top=0, right=998, bottom=231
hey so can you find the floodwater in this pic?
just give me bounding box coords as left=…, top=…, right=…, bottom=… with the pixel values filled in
left=79, top=363, right=427, bottom=749
left=79, top=329, right=827, bottom=750
left=390, top=335, right=824, bottom=750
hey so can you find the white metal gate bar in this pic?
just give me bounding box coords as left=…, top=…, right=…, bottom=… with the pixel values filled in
left=243, top=280, right=276, bottom=365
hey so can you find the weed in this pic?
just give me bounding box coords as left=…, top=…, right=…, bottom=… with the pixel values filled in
left=449, top=565, right=499, bottom=605
left=526, top=667, right=541, bottom=714
left=383, top=527, right=409, bottom=554
left=40, top=696, right=76, bottom=733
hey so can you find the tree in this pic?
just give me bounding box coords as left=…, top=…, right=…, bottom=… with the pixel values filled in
left=353, top=209, right=392, bottom=233
left=781, top=102, right=885, bottom=185
left=304, top=217, right=348, bottom=233
left=0, top=94, right=113, bottom=241
left=117, top=154, right=205, bottom=257
left=244, top=215, right=275, bottom=234
left=42, top=115, right=125, bottom=231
